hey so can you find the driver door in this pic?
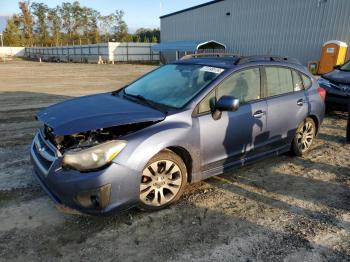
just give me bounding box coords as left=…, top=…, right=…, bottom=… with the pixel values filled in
left=196, top=67, right=268, bottom=177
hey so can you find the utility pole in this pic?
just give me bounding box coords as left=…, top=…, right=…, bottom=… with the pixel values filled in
left=0, top=33, right=3, bottom=47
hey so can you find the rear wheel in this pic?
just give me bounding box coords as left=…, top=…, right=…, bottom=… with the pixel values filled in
left=292, top=117, right=316, bottom=156
left=138, top=150, right=187, bottom=211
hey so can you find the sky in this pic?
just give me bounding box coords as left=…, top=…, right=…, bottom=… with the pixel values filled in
left=0, top=0, right=209, bottom=32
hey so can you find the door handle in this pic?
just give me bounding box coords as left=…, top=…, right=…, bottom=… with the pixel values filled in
left=253, top=110, right=265, bottom=118
left=297, top=99, right=304, bottom=106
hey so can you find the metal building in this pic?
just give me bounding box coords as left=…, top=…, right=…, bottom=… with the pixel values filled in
left=159, top=0, right=350, bottom=65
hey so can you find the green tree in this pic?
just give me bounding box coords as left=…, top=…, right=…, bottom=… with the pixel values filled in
left=134, top=35, right=141, bottom=42
left=6, top=1, right=134, bottom=46
left=134, top=28, right=160, bottom=43
left=99, top=14, right=114, bottom=42
left=31, top=2, right=49, bottom=45
left=87, top=13, right=100, bottom=44
left=60, top=2, right=73, bottom=43
left=47, top=6, right=62, bottom=46
left=18, top=1, right=33, bottom=46
left=3, top=16, right=22, bottom=46
left=151, top=36, right=158, bottom=43
left=71, top=1, right=83, bottom=39
left=112, top=10, right=128, bottom=42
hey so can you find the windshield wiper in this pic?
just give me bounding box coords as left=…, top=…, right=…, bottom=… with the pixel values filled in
left=123, top=92, right=161, bottom=110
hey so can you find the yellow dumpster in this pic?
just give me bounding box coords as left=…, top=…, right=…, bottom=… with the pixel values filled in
left=318, top=40, right=348, bottom=75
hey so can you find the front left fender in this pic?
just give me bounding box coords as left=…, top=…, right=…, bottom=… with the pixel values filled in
left=112, top=120, right=200, bottom=178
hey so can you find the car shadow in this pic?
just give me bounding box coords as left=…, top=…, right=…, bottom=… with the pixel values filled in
left=1, top=196, right=349, bottom=261
left=207, top=168, right=350, bottom=230
left=317, top=132, right=347, bottom=143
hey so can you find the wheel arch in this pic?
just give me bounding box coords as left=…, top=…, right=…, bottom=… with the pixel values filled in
left=166, top=146, right=193, bottom=183
left=308, top=114, right=320, bottom=134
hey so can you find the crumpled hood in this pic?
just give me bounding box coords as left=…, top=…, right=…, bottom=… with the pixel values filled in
left=37, top=93, right=166, bottom=135
left=323, top=69, right=350, bottom=84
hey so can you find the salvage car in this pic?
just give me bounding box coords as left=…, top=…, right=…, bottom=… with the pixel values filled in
left=318, top=60, right=350, bottom=111
left=30, top=55, right=325, bottom=214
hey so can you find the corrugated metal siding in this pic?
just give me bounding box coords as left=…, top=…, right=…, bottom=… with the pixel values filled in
left=160, top=0, right=350, bottom=64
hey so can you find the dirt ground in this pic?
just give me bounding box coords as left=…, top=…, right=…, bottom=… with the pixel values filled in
left=0, top=60, right=349, bottom=262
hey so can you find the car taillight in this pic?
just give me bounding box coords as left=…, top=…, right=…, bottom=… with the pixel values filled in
left=317, top=87, right=326, bottom=101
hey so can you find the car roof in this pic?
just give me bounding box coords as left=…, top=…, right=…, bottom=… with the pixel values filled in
left=173, top=55, right=305, bottom=71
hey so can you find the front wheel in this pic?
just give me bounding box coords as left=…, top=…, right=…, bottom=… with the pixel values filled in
left=292, top=117, right=316, bottom=156
left=138, top=150, right=187, bottom=211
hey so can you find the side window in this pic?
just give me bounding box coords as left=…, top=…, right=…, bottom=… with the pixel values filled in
left=217, top=68, right=261, bottom=103
left=301, top=74, right=312, bottom=89
left=265, top=67, right=294, bottom=96
left=292, top=70, right=304, bottom=91
left=198, top=90, right=215, bottom=113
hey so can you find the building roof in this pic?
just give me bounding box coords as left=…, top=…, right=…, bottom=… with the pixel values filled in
left=323, top=40, right=348, bottom=48
left=160, top=0, right=224, bottom=19
left=151, top=40, right=226, bottom=52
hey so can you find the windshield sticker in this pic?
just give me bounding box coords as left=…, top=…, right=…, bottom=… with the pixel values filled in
left=200, top=66, right=225, bottom=74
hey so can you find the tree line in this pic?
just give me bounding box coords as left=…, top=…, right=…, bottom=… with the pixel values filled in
left=3, top=1, right=160, bottom=47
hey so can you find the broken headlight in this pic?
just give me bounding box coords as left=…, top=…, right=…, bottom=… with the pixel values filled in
left=62, top=140, right=127, bottom=172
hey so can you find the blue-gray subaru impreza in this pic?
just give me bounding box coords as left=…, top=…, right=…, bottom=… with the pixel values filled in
left=30, top=55, right=325, bottom=214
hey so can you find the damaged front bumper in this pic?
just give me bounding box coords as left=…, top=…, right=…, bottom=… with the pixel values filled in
left=30, top=130, right=140, bottom=215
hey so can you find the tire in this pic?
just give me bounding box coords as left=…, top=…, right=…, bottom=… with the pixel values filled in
left=138, top=150, right=188, bottom=211
left=292, top=117, right=316, bottom=156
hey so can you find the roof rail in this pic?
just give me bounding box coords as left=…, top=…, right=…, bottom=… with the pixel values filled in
left=180, top=53, right=240, bottom=60
left=235, top=55, right=301, bottom=65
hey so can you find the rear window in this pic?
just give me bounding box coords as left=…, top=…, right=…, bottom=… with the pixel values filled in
left=301, top=74, right=312, bottom=89
left=265, top=67, right=294, bottom=96
left=292, top=70, right=304, bottom=91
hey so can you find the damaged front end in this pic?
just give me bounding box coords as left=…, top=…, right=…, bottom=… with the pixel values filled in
left=31, top=121, right=159, bottom=213
left=44, top=121, right=157, bottom=153
left=30, top=92, right=167, bottom=213
left=43, top=120, right=160, bottom=173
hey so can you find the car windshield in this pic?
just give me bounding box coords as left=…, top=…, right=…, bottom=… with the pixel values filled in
left=340, top=61, right=350, bottom=72
left=124, top=64, right=224, bottom=109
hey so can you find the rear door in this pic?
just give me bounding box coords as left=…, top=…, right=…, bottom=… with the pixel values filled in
left=263, top=66, right=308, bottom=149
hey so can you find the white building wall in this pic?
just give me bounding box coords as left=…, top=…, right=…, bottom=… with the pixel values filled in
left=0, top=47, right=25, bottom=57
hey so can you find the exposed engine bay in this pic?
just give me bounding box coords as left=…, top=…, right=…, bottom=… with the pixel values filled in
left=44, top=121, right=156, bottom=152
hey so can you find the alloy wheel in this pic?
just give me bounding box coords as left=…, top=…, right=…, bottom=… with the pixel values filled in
left=140, top=160, right=183, bottom=207
left=296, top=120, right=315, bottom=153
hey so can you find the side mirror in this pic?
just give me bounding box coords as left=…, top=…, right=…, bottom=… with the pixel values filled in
left=212, top=96, right=240, bottom=120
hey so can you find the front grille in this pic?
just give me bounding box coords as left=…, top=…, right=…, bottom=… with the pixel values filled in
left=31, top=130, right=58, bottom=175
